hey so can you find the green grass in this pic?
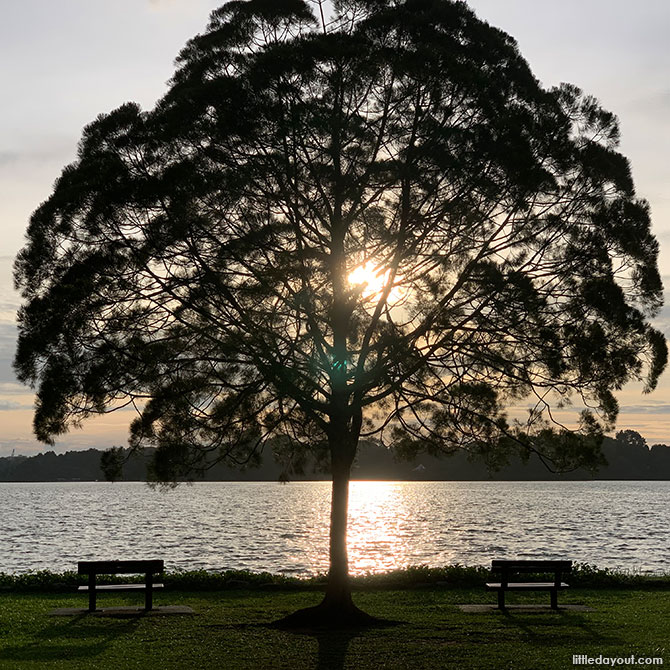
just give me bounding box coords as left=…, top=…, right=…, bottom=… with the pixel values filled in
left=0, top=587, right=667, bottom=669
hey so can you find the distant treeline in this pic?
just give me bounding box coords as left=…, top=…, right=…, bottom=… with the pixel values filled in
left=1, top=430, right=669, bottom=482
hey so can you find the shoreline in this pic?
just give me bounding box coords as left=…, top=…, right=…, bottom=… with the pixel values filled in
left=3, top=564, right=670, bottom=592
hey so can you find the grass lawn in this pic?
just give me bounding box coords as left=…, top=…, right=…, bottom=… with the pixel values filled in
left=0, top=587, right=667, bottom=669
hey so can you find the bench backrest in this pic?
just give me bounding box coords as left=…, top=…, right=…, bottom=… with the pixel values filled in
left=491, top=560, right=572, bottom=573
left=78, top=560, right=164, bottom=575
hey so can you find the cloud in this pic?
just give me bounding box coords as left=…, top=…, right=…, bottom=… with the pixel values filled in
left=618, top=403, right=670, bottom=415
left=0, top=382, right=30, bottom=395
left=0, top=400, right=32, bottom=411
left=0, top=144, right=79, bottom=175
left=0, top=152, right=19, bottom=166
left=0, top=322, right=18, bottom=347
left=645, top=281, right=670, bottom=335
left=625, top=87, right=670, bottom=122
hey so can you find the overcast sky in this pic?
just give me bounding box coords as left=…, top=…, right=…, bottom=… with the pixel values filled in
left=1, top=1, right=669, bottom=455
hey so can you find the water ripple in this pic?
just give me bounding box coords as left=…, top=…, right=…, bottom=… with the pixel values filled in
left=0, top=480, right=668, bottom=575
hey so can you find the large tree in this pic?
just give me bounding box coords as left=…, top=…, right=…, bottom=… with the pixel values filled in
left=14, top=0, right=666, bottom=624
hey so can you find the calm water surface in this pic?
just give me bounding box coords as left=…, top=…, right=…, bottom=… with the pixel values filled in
left=2, top=480, right=668, bottom=575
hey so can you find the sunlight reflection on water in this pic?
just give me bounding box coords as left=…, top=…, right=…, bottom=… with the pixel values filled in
left=3, top=480, right=669, bottom=575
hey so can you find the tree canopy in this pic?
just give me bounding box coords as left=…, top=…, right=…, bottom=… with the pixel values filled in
left=14, top=0, right=666, bottom=623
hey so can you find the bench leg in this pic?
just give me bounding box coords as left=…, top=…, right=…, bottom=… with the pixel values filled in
left=145, top=573, right=153, bottom=611
left=88, top=574, right=96, bottom=612
left=497, top=589, right=506, bottom=610
left=550, top=589, right=558, bottom=609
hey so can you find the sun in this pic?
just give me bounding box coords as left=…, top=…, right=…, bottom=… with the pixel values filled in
left=348, top=262, right=389, bottom=296
left=347, top=261, right=405, bottom=304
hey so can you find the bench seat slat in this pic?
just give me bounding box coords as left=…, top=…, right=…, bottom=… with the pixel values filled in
left=78, top=584, right=164, bottom=592
left=78, top=560, right=164, bottom=575
left=491, top=560, right=572, bottom=572
left=486, top=582, right=569, bottom=590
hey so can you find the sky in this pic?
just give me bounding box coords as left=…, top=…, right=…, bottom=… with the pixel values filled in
left=1, top=0, right=669, bottom=456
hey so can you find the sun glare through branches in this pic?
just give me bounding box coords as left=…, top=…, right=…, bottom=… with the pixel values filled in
left=347, top=261, right=405, bottom=306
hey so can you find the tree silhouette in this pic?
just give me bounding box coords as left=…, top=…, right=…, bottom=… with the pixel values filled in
left=14, top=0, right=666, bottom=625
left=615, top=429, right=647, bottom=451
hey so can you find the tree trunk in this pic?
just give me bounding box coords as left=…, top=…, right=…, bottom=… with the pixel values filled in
left=272, top=430, right=378, bottom=629
left=322, top=452, right=354, bottom=609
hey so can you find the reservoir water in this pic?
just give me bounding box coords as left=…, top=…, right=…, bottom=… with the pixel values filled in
left=2, top=480, right=668, bottom=575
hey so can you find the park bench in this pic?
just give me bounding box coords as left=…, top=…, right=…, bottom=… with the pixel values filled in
left=486, top=559, right=572, bottom=609
left=78, top=560, right=164, bottom=612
